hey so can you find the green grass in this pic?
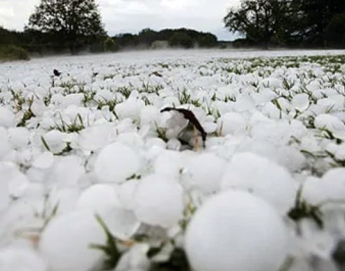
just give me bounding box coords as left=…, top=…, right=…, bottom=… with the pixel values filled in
left=0, top=45, right=30, bottom=61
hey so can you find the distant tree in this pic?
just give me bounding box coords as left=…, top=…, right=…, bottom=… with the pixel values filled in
left=104, top=37, right=118, bottom=52
left=0, top=26, right=18, bottom=45
left=299, top=0, right=345, bottom=47
left=169, top=32, right=193, bottom=48
left=113, top=33, right=138, bottom=49
left=137, top=28, right=158, bottom=48
left=196, top=33, right=218, bottom=48
left=325, top=12, right=345, bottom=47
left=223, top=0, right=298, bottom=48
left=27, top=0, right=107, bottom=54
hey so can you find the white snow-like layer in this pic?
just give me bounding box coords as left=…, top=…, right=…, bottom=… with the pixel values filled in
left=185, top=190, right=288, bottom=271
left=1, top=50, right=345, bottom=270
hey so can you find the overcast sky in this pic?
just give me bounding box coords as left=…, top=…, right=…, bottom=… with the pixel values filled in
left=0, top=0, right=241, bottom=40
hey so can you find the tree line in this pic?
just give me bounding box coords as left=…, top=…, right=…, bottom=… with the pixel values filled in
left=0, top=0, right=218, bottom=57
left=2, top=0, right=345, bottom=59
left=224, top=0, right=345, bottom=48
left=0, top=25, right=218, bottom=55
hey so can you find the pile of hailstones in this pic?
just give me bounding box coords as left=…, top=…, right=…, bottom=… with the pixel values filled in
left=0, top=101, right=345, bottom=271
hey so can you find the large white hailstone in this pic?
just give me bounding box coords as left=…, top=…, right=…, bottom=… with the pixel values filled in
left=317, top=97, right=343, bottom=111
left=166, top=138, right=182, bottom=150
left=77, top=184, right=121, bottom=213
left=32, top=151, right=55, bottom=169
left=306, top=80, right=321, bottom=91
left=8, top=127, right=30, bottom=149
left=154, top=150, right=191, bottom=179
left=0, top=106, right=15, bottom=128
left=140, top=105, right=160, bottom=126
left=314, top=114, right=345, bottom=133
left=49, top=155, right=84, bottom=187
left=236, top=139, right=306, bottom=172
left=300, top=135, right=322, bottom=153
left=61, top=93, right=84, bottom=106
left=0, top=162, right=29, bottom=207
left=0, top=247, right=47, bottom=271
left=39, top=210, right=106, bottom=271
left=94, top=142, right=141, bottom=183
left=100, top=207, right=140, bottom=240
left=290, top=119, right=308, bottom=140
left=326, top=142, right=345, bottom=160
left=78, top=124, right=115, bottom=151
left=291, top=93, right=310, bottom=112
left=251, top=121, right=291, bottom=145
left=185, top=190, right=288, bottom=271
left=119, top=180, right=140, bottom=210
left=115, top=243, right=150, bottom=271
left=234, top=94, right=255, bottom=112
left=303, top=168, right=345, bottom=205
left=133, top=174, right=184, bottom=228
left=117, top=132, right=145, bottom=149
left=183, top=152, right=227, bottom=193
left=30, top=96, right=46, bottom=116
left=115, top=98, right=145, bottom=120
left=48, top=187, right=80, bottom=214
left=0, top=127, right=11, bottom=159
left=262, top=102, right=282, bottom=120
left=221, top=152, right=297, bottom=214
left=145, top=137, right=166, bottom=150
left=217, top=112, right=247, bottom=135
left=273, top=145, right=307, bottom=173
left=42, top=130, right=67, bottom=154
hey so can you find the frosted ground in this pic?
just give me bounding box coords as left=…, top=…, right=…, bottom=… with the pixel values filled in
left=2, top=49, right=345, bottom=271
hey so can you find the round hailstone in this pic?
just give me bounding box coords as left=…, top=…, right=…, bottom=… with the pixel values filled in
left=8, top=127, right=30, bottom=149
left=119, top=180, right=140, bottom=210
left=234, top=94, right=255, bottom=112
left=314, top=114, right=345, bottom=133
left=0, top=247, right=47, bottom=271
left=0, top=162, right=29, bottom=207
left=32, top=151, right=55, bottom=169
left=77, top=184, right=121, bottom=213
left=39, top=210, right=106, bottom=271
left=133, top=174, right=184, bottom=228
left=48, top=187, right=80, bottom=214
left=217, top=112, right=247, bottom=135
left=140, top=105, right=160, bottom=126
left=100, top=207, right=141, bottom=240
left=78, top=124, right=115, bottom=151
left=49, top=155, right=84, bottom=187
left=251, top=121, right=291, bottom=145
left=115, top=98, right=145, bottom=120
left=185, top=190, right=288, bottom=271
left=154, top=150, right=190, bottom=179
left=94, top=142, right=141, bottom=183
left=303, top=168, right=345, bottom=205
left=291, top=93, right=310, bottom=112
left=0, top=127, right=11, bottom=159
left=183, top=152, right=227, bottom=193
left=42, top=130, right=66, bottom=154
left=0, top=106, right=15, bottom=128
left=221, top=152, right=297, bottom=214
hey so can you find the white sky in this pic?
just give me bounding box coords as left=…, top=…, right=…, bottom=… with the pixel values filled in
left=0, top=0, right=241, bottom=40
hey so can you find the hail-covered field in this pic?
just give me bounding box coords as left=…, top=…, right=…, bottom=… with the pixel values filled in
left=2, top=49, right=345, bottom=271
